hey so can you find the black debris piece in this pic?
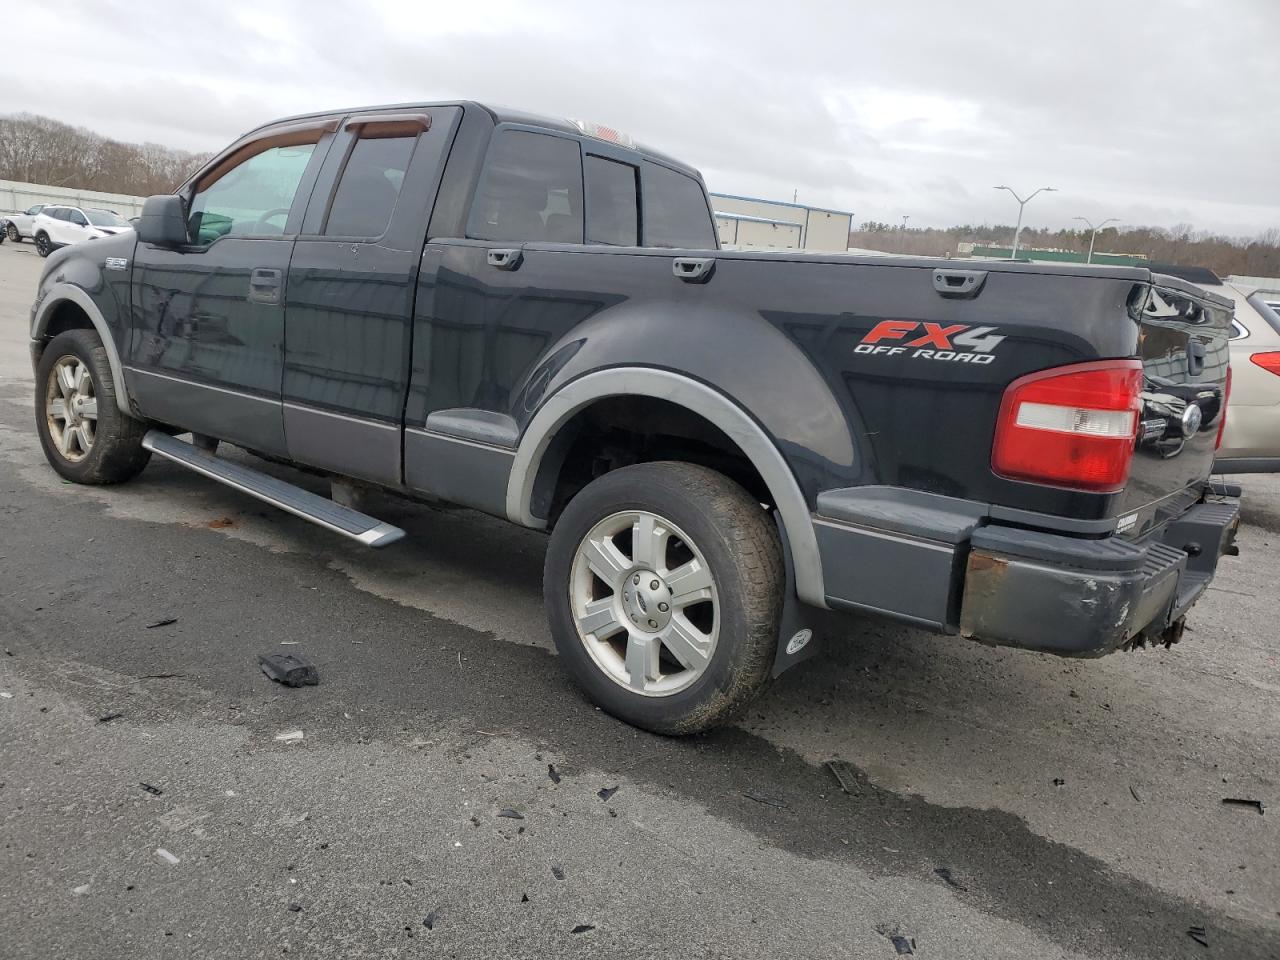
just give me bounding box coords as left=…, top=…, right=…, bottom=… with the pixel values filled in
left=825, top=759, right=860, bottom=795
left=258, top=653, right=319, bottom=688
left=139, top=782, right=163, bottom=796
left=423, top=912, right=437, bottom=931
left=1221, top=797, right=1265, bottom=815
left=571, top=925, right=595, bottom=935
left=597, top=786, right=618, bottom=802
left=1129, top=785, right=1142, bottom=803
left=890, top=935, right=914, bottom=955
left=146, top=618, right=178, bottom=629
left=743, top=790, right=788, bottom=808
left=288, top=904, right=302, bottom=913
left=521, top=893, right=529, bottom=903
left=548, top=764, right=561, bottom=784
left=97, top=712, right=124, bottom=724
left=608, top=808, right=617, bottom=818
left=934, top=867, right=966, bottom=891
left=140, top=673, right=184, bottom=680
left=498, top=808, right=524, bottom=820
left=551, top=865, right=565, bottom=881
left=1052, top=778, right=1066, bottom=787
left=1187, top=924, right=1208, bottom=947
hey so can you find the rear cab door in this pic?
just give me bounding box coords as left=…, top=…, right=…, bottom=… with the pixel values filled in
left=282, top=106, right=462, bottom=485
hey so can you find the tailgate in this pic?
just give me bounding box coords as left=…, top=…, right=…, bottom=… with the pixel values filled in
left=1116, top=278, right=1232, bottom=536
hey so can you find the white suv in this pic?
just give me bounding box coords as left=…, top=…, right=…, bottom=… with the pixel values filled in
left=1, top=204, right=48, bottom=242
left=31, top=205, right=132, bottom=257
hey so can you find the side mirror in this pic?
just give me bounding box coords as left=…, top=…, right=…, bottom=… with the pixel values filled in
left=136, top=194, right=189, bottom=247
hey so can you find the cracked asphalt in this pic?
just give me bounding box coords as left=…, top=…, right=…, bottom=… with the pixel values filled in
left=1, top=240, right=1277, bottom=959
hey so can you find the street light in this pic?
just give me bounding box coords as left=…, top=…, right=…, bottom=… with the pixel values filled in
left=993, top=185, right=1056, bottom=259
left=1073, top=216, right=1119, bottom=264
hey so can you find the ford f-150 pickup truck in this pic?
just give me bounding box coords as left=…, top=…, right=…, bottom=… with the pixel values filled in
left=28, top=101, right=1240, bottom=734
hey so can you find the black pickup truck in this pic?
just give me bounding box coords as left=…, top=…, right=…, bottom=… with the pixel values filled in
left=28, top=101, right=1240, bottom=734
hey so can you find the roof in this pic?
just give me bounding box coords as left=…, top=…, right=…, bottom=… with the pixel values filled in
left=713, top=210, right=803, bottom=227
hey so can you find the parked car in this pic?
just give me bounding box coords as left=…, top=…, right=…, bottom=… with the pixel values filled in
left=30, top=205, right=132, bottom=257
left=25, top=101, right=1240, bottom=734
left=1216, top=281, right=1280, bottom=472
left=2, top=203, right=47, bottom=242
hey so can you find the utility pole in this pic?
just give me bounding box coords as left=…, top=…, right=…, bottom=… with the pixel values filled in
left=1072, top=216, right=1119, bottom=264
left=993, top=185, right=1056, bottom=258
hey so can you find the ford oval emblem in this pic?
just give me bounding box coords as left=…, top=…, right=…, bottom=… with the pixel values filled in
left=1180, top=403, right=1203, bottom=437
left=785, top=628, right=813, bottom=656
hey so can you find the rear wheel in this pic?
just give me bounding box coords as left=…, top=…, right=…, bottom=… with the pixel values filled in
left=35, top=330, right=150, bottom=484
left=34, top=232, right=52, bottom=257
left=4, top=222, right=18, bottom=242
left=544, top=461, right=782, bottom=735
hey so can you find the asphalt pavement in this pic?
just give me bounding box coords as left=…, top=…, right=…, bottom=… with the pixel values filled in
left=1, top=238, right=1277, bottom=959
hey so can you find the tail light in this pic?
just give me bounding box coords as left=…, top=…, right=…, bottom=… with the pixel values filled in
left=993, top=360, right=1142, bottom=492
left=1216, top=365, right=1233, bottom=450
left=1249, top=352, right=1280, bottom=376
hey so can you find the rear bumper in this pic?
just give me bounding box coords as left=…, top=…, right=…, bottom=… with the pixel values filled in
left=813, top=487, right=1240, bottom=657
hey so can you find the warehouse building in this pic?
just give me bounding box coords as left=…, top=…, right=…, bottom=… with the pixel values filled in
left=711, top=192, right=852, bottom=252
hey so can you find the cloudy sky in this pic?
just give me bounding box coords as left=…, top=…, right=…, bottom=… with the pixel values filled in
left=4, top=0, right=1278, bottom=236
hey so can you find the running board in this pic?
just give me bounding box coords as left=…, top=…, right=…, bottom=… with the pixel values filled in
left=142, top=431, right=405, bottom=548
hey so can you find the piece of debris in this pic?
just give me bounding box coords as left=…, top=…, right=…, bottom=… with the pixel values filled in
left=571, top=924, right=595, bottom=934
left=259, top=653, right=319, bottom=688
left=1187, top=924, right=1209, bottom=947
left=497, top=808, right=525, bottom=820
left=521, top=893, right=529, bottom=903
left=743, top=790, right=788, bottom=808
left=551, top=865, right=565, bottom=881
left=97, top=712, right=124, bottom=724
left=1052, top=778, right=1066, bottom=787
left=0, top=692, right=13, bottom=699
left=826, top=759, right=860, bottom=794
left=146, top=618, right=178, bottom=629
left=889, top=934, right=914, bottom=955
left=154, top=848, right=180, bottom=865
left=140, top=673, right=184, bottom=680
left=934, top=867, right=966, bottom=891
left=72, top=883, right=91, bottom=896
left=422, top=911, right=437, bottom=930
left=1222, top=798, right=1265, bottom=815
left=1129, top=785, right=1142, bottom=803
left=597, top=786, right=618, bottom=802
left=139, top=782, right=163, bottom=796
left=288, top=904, right=302, bottom=913
left=274, top=730, right=305, bottom=743
left=207, top=517, right=235, bottom=529
left=547, top=764, right=561, bottom=784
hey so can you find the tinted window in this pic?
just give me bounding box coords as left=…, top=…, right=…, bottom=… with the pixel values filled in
left=642, top=162, right=716, bottom=249
left=584, top=155, right=638, bottom=246
left=46, top=207, right=67, bottom=221
left=468, top=130, right=582, bottom=244
left=85, top=209, right=127, bottom=227
left=324, top=134, right=416, bottom=237
left=25, top=205, right=43, bottom=215
left=68, top=209, right=88, bottom=226
left=188, top=141, right=317, bottom=244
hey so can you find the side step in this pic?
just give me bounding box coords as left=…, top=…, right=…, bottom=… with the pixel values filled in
left=142, top=431, right=406, bottom=548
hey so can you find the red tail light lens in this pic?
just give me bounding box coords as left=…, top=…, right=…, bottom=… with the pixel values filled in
left=993, top=360, right=1143, bottom=492
left=1216, top=365, right=1233, bottom=450
left=1250, top=352, right=1280, bottom=376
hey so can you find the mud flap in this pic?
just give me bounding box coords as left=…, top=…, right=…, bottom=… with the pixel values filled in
left=771, top=512, right=828, bottom=677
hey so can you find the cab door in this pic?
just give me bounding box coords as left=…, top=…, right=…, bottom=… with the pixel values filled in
left=127, top=122, right=334, bottom=455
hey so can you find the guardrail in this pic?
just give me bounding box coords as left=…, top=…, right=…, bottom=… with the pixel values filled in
left=1, top=179, right=146, bottom=219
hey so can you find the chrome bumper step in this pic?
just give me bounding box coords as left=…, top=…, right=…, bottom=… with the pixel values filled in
left=142, top=430, right=405, bottom=548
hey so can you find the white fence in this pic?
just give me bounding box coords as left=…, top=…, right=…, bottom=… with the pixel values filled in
left=0, top=179, right=146, bottom=219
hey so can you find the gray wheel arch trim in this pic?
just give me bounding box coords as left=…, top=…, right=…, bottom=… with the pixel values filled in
left=32, top=284, right=132, bottom=414
left=506, top=367, right=827, bottom=608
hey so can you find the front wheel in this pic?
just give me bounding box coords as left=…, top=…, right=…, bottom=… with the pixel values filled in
left=4, top=222, right=19, bottom=242
left=34, top=232, right=52, bottom=257
left=544, top=462, right=782, bottom=735
left=35, top=330, right=150, bottom=484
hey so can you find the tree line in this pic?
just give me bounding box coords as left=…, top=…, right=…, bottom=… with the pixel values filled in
left=851, top=221, right=1280, bottom=279
left=0, top=113, right=212, bottom=199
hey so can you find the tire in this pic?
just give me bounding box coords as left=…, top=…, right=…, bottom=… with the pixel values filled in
left=544, top=461, right=782, bottom=735
left=4, top=222, right=17, bottom=242
left=34, top=231, right=52, bottom=257
left=35, top=329, right=150, bottom=484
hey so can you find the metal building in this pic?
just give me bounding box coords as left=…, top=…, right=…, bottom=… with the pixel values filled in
left=710, top=193, right=852, bottom=252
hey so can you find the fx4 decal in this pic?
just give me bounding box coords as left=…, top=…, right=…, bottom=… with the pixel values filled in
left=855, top=320, right=1005, bottom=365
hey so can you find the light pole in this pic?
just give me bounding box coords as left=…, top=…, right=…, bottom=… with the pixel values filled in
left=1073, top=216, right=1118, bottom=264
left=899, top=215, right=910, bottom=252
left=993, top=185, right=1056, bottom=258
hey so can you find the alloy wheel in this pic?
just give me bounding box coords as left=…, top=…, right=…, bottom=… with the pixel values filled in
left=45, top=355, right=97, bottom=462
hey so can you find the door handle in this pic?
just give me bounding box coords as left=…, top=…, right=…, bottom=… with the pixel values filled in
left=248, top=267, right=283, bottom=305
left=932, top=269, right=987, bottom=299
left=672, top=257, right=715, bottom=283
left=1188, top=339, right=1207, bottom=376
left=487, top=248, right=523, bottom=271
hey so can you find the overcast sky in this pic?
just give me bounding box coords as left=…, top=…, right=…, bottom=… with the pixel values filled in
left=4, top=0, right=1278, bottom=236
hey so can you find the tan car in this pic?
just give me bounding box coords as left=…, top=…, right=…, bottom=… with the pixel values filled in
left=1214, top=279, right=1280, bottom=472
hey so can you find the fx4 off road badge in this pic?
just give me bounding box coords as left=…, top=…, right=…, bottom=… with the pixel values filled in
left=855, top=320, right=1004, bottom=364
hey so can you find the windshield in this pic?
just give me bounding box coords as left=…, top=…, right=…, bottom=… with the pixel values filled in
left=85, top=209, right=128, bottom=227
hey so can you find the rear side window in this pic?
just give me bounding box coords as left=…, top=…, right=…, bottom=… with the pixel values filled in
left=584, top=155, right=638, bottom=246
left=324, top=134, right=416, bottom=237
left=468, top=130, right=583, bottom=244
left=642, top=161, right=715, bottom=249
left=49, top=207, right=68, bottom=221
